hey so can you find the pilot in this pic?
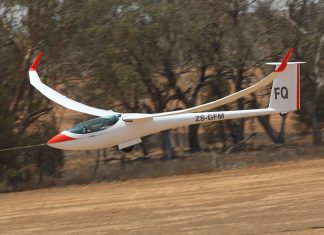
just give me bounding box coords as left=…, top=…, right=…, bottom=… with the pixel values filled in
left=82, top=126, right=91, bottom=133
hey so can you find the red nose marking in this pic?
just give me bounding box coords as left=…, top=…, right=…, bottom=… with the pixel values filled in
left=47, top=133, right=75, bottom=144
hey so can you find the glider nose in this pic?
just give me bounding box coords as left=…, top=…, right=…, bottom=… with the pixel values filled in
left=47, top=133, right=75, bottom=145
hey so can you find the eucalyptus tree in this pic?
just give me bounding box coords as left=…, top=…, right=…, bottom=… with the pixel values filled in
left=109, top=1, right=227, bottom=152
left=0, top=0, right=64, bottom=189
left=254, top=0, right=324, bottom=145
left=286, top=0, right=324, bottom=145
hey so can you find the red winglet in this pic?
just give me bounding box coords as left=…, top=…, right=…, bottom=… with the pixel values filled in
left=29, top=52, right=43, bottom=71
left=275, top=48, right=294, bottom=72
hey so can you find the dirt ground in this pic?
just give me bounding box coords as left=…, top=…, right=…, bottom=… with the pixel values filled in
left=1, top=158, right=324, bottom=235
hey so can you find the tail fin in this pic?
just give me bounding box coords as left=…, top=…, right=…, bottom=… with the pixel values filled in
left=266, top=62, right=305, bottom=113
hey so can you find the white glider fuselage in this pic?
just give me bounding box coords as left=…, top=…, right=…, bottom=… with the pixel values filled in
left=48, top=108, right=277, bottom=150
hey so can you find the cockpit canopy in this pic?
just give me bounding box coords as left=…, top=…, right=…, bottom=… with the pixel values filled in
left=68, top=114, right=120, bottom=134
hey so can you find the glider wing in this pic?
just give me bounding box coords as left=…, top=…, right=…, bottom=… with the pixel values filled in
left=123, top=48, right=294, bottom=122
left=28, top=52, right=117, bottom=117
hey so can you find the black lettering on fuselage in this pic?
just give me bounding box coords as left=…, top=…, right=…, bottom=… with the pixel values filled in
left=195, top=115, right=206, bottom=122
left=274, top=86, right=288, bottom=100
left=274, top=87, right=280, bottom=100
left=218, top=113, right=224, bottom=120
left=195, top=113, right=225, bottom=122
left=281, top=87, right=288, bottom=99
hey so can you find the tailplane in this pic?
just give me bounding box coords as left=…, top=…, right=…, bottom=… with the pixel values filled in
left=267, top=62, right=305, bottom=113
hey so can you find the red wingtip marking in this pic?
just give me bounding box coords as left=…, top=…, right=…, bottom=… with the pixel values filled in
left=297, top=64, right=300, bottom=110
left=47, top=133, right=75, bottom=144
left=29, top=52, right=43, bottom=71
left=275, top=48, right=294, bottom=72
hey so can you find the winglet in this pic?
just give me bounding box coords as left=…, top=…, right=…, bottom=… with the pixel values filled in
left=275, top=48, right=294, bottom=72
left=29, top=52, right=43, bottom=71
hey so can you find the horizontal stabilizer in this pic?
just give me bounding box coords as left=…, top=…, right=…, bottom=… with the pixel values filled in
left=267, top=62, right=305, bottom=65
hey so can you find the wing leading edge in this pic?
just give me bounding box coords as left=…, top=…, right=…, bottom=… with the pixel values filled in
left=123, top=48, right=294, bottom=122
left=28, top=52, right=117, bottom=117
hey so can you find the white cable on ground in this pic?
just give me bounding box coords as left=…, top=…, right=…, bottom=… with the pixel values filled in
left=0, top=143, right=47, bottom=152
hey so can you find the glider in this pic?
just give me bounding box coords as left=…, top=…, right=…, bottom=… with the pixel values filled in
left=28, top=48, right=303, bottom=151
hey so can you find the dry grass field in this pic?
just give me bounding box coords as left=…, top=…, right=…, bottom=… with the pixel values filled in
left=1, top=158, right=324, bottom=234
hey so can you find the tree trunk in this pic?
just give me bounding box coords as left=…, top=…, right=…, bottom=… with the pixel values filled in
left=160, top=130, right=175, bottom=159
left=308, top=34, right=324, bottom=146
left=231, top=98, right=245, bottom=146
left=238, top=117, right=245, bottom=144
left=140, top=142, right=148, bottom=156
left=92, top=149, right=101, bottom=180
left=276, top=114, right=287, bottom=144
left=250, top=93, right=286, bottom=144
left=188, top=124, right=201, bottom=152
left=257, top=112, right=287, bottom=144
left=219, top=121, right=228, bottom=150
left=256, top=115, right=279, bottom=143
left=37, top=150, right=44, bottom=184
left=306, top=101, right=322, bottom=146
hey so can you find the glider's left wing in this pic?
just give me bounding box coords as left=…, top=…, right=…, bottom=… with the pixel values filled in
left=123, top=48, right=294, bottom=122
left=28, top=52, right=116, bottom=117
left=123, top=72, right=279, bottom=121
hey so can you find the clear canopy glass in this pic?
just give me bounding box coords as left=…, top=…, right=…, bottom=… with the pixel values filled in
left=68, top=115, right=120, bottom=134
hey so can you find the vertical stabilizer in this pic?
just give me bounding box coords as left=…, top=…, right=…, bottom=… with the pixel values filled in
left=267, top=62, right=305, bottom=113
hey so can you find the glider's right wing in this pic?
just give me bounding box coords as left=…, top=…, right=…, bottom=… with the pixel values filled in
left=123, top=48, right=294, bottom=122
left=28, top=52, right=117, bottom=117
